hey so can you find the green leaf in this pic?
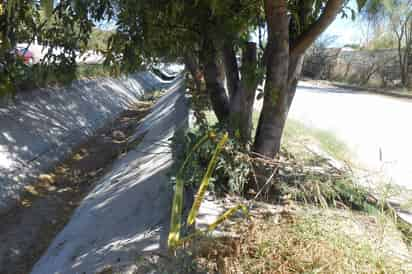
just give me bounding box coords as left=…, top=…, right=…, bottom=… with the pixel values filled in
left=173, top=204, right=248, bottom=247
left=210, top=0, right=218, bottom=15
left=167, top=132, right=210, bottom=248
left=41, top=0, right=53, bottom=17
left=187, top=133, right=229, bottom=225
left=6, top=0, right=14, bottom=19
left=206, top=204, right=248, bottom=231
left=167, top=177, right=184, bottom=248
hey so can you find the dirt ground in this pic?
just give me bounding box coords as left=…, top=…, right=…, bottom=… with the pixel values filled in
left=0, top=101, right=152, bottom=274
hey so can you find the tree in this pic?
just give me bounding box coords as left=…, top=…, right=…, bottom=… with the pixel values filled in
left=0, top=0, right=97, bottom=94
left=103, top=0, right=365, bottom=160
left=1, top=1, right=39, bottom=93
left=363, top=0, right=412, bottom=87
left=2, top=0, right=366, bottom=160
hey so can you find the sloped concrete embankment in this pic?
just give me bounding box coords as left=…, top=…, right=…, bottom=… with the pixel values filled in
left=31, top=82, right=188, bottom=274
left=0, top=72, right=172, bottom=214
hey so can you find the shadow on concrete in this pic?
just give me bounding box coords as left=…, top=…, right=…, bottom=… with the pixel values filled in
left=30, top=81, right=189, bottom=274
left=0, top=71, right=177, bottom=214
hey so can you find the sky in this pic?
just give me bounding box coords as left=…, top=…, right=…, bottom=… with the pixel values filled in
left=323, top=0, right=363, bottom=47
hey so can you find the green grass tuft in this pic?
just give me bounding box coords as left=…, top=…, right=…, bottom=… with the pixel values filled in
left=282, top=119, right=352, bottom=163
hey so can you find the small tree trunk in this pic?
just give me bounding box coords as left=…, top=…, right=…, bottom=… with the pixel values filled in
left=397, top=34, right=408, bottom=87
left=287, top=55, right=304, bottom=108
left=402, top=48, right=410, bottom=87
left=229, top=42, right=258, bottom=144
left=201, top=37, right=230, bottom=122
left=399, top=48, right=407, bottom=87
left=184, top=54, right=203, bottom=91
left=401, top=65, right=408, bottom=87
left=223, top=39, right=240, bottom=99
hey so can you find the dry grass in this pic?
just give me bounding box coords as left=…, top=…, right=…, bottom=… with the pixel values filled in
left=177, top=108, right=412, bottom=274
left=192, top=206, right=411, bottom=274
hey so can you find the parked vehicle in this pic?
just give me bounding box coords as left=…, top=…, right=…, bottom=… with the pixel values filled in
left=15, top=47, right=34, bottom=65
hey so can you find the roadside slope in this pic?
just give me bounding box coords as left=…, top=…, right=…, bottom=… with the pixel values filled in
left=31, top=81, right=188, bottom=274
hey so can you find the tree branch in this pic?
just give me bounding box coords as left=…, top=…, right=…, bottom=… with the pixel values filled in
left=290, top=0, right=343, bottom=56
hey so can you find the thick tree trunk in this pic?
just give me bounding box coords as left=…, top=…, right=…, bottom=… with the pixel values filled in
left=253, top=0, right=342, bottom=159
left=253, top=54, right=303, bottom=157
left=229, top=42, right=258, bottom=144
left=201, top=38, right=230, bottom=122
left=253, top=0, right=290, bottom=158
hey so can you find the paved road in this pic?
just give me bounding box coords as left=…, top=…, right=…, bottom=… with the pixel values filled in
left=289, top=82, right=412, bottom=190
